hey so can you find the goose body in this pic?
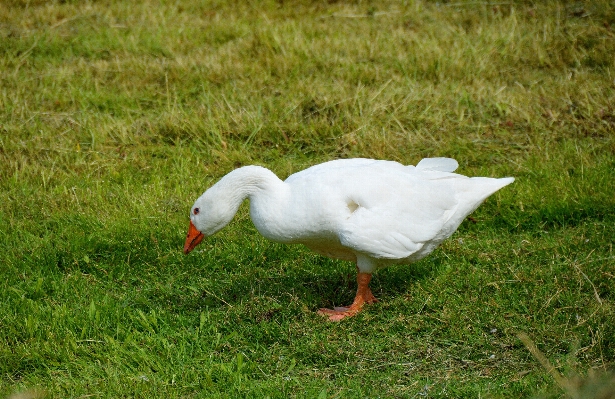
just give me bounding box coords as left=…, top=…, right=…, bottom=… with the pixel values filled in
left=184, top=158, right=514, bottom=320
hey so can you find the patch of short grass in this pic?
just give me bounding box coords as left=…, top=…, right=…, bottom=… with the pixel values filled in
left=1, top=0, right=614, bottom=397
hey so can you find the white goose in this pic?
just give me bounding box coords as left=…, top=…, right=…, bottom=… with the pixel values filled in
left=184, top=158, right=514, bottom=321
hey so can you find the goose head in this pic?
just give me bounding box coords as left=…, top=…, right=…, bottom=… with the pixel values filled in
left=183, top=183, right=245, bottom=254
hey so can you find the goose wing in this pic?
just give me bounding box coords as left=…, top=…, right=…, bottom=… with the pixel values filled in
left=338, top=172, right=460, bottom=259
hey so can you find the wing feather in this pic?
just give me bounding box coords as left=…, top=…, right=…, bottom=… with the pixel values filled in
left=416, top=157, right=459, bottom=172
left=338, top=177, right=458, bottom=259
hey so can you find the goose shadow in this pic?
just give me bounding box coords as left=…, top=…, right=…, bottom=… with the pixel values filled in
left=174, top=247, right=446, bottom=315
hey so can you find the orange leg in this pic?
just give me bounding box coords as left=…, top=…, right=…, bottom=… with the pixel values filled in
left=318, top=272, right=378, bottom=321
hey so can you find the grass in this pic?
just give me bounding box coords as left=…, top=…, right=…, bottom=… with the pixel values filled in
left=1, top=0, right=614, bottom=397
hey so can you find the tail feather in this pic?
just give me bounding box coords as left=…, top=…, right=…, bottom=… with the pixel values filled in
left=475, top=177, right=515, bottom=198
left=456, top=176, right=514, bottom=211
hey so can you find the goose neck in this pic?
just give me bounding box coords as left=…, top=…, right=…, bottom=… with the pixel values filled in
left=216, top=166, right=283, bottom=204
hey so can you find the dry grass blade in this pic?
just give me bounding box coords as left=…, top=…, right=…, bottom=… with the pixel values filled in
left=518, top=332, right=580, bottom=398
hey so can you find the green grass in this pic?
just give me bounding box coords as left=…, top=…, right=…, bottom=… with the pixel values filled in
left=1, top=0, right=614, bottom=397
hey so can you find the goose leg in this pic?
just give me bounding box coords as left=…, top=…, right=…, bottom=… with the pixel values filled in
left=318, top=272, right=378, bottom=321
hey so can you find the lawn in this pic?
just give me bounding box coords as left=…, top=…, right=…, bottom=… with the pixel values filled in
left=1, top=0, right=614, bottom=398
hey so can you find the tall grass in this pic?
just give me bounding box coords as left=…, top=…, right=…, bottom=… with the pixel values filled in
left=1, top=0, right=614, bottom=397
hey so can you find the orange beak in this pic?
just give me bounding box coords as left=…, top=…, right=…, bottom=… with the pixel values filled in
left=183, top=220, right=205, bottom=254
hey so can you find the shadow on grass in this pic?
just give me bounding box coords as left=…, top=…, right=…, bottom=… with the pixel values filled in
left=26, top=214, right=472, bottom=319
left=461, top=197, right=615, bottom=237
left=171, top=248, right=443, bottom=316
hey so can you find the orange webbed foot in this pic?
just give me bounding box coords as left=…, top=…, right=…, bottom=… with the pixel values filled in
left=317, top=306, right=359, bottom=322
left=318, top=272, right=377, bottom=321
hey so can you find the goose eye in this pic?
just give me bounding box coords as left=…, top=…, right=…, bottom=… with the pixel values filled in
left=193, top=208, right=200, bottom=215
